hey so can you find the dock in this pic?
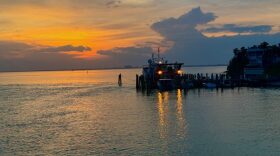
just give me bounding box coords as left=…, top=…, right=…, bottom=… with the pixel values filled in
left=136, top=73, right=268, bottom=91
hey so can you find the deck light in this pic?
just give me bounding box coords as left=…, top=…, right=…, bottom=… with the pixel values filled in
left=177, top=70, right=182, bottom=74
left=158, top=70, right=163, bottom=75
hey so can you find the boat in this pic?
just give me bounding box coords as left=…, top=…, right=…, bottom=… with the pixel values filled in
left=139, top=48, right=184, bottom=91
left=157, top=79, right=175, bottom=91
left=203, top=82, right=217, bottom=88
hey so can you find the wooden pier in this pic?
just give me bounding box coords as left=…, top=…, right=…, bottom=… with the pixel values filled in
left=136, top=73, right=268, bottom=91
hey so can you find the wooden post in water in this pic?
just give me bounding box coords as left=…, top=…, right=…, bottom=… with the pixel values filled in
left=118, top=73, right=122, bottom=86
left=197, top=73, right=200, bottom=80
left=136, top=74, right=139, bottom=89
left=139, top=75, right=145, bottom=90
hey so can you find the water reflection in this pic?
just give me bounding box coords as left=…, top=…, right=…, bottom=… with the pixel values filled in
left=157, top=92, right=169, bottom=139
left=157, top=90, right=187, bottom=139
left=176, top=89, right=186, bottom=138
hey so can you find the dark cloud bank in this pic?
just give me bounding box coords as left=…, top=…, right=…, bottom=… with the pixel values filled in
left=97, top=7, right=280, bottom=67
left=151, top=7, right=280, bottom=65
left=0, top=42, right=93, bottom=71
left=1, top=7, right=280, bottom=71
left=203, top=24, right=272, bottom=34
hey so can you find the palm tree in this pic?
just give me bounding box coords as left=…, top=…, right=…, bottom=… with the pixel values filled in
left=259, top=42, right=269, bottom=49
left=233, top=48, right=239, bottom=56
left=227, top=47, right=249, bottom=79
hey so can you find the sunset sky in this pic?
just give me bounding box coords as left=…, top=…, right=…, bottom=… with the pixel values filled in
left=1, top=0, right=280, bottom=71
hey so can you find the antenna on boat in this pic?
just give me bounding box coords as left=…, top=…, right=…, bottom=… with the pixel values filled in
left=158, top=47, right=160, bottom=62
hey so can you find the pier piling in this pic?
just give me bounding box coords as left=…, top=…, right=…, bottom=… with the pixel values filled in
left=118, top=73, right=122, bottom=86
left=136, top=71, right=267, bottom=91
left=136, top=74, right=139, bottom=89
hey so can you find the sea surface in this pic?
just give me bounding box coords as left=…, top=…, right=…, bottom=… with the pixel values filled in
left=0, top=66, right=280, bottom=155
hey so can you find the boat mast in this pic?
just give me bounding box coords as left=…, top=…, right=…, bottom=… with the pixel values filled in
left=158, top=47, right=160, bottom=63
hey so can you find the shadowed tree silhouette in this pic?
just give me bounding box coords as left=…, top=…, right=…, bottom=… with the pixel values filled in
left=259, top=41, right=269, bottom=49
left=227, top=47, right=249, bottom=78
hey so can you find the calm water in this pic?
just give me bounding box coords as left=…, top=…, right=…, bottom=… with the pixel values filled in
left=0, top=66, right=280, bottom=155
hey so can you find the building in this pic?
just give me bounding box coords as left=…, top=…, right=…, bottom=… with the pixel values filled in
left=244, top=47, right=265, bottom=79
left=244, top=67, right=265, bottom=80
left=271, top=54, right=280, bottom=65
left=246, top=47, right=264, bottom=66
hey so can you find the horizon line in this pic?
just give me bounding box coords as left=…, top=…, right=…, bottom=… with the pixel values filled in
left=0, top=64, right=228, bottom=73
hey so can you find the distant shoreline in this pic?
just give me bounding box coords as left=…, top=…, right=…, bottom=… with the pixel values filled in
left=183, top=64, right=227, bottom=67
left=0, top=64, right=228, bottom=73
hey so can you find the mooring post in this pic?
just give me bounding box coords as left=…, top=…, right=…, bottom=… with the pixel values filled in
left=118, top=73, right=122, bottom=86
left=136, top=74, right=139, bottom=89
left=197, top=73, right=200, bottom=80
left=139, top=75, right=145, bottom=90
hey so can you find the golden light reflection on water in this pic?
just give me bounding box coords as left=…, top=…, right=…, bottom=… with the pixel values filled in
left=157, top=90, right=187, bottom=139
left=158, top=92, right=164, bottom=126
left=176, top=89, right=186, bottom=138
left=157, top=92, right=169, bottom=139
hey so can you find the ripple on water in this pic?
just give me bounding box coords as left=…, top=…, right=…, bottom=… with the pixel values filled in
left=1, top=69, right=280, bottom=155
